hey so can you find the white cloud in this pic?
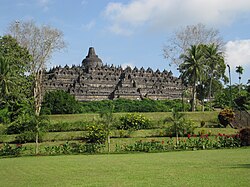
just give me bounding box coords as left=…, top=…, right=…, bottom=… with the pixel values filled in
left=104, top=0, right=250, bottom=35
left=225, top=39, right=250, bottom=68
left=82, top=20, right=96, bottom=31
left=108, top=24, right=132, bottom=36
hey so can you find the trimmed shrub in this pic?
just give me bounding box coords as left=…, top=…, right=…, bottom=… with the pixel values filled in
left=118, top=113, right=151, bottom=130
left=85, top=125, right=108, bottom=144
left=218, top=108, right=235, bottom=127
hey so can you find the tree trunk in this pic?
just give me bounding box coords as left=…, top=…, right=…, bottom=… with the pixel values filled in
left=208, top=75, right=213, bottom=111
left=176, top=129, right=179, bottom=146
left=191, top=82, right=196, bottom=112
left=34, top=69, right=43, bottom=155
left=107, top=135, right=110, bottom=153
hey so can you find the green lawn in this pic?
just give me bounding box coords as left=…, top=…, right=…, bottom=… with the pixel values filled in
left=0, top=148, right=249, bottom=187
left=48, top=111, right=219, bottom=125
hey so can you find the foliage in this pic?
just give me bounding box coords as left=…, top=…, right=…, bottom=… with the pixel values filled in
left=15, top=131, right=43, bottom=143
left=236, top=65, right=244, bottom=86
left=179, top=44, right=205, bottom=111
left=165, top=116, right=195, bottom=137
left=8, top=20, right=66, bottom=116
left=45, top=121, right=91, bottom=132
left=42, top=94, right=189, bottom=115
left=44, top=142, right=104, bottom=155
left=164, top=109, right=195, bottom=138
left=0, top=35, right=33, bottom=125
left=41, top=90, right=81, bottom=114
left=218, top=108, right=235, bottom=127
left=0, top=143, right=24, bottom=156
left=239, top=128, right=250, bottom=146
left=118, top=133, right=241, bottom=153
left=202, top=43, right=227, bottom=111
left=121, top=139, right=170, bottom=152
left=6, top=114, right=49, bottom=134
left=118, top=113, right=151, bottom=130
left=163, top=23, right=223, bottom=66
left=85, top=125, right=108, bottom=144
left=213, top=85, right=249, bottom=109
left=98, top=103, right=116, bottom=129
left=80, top=98, right=189, bottom=113
left=0, top=107, right=10, bottom=124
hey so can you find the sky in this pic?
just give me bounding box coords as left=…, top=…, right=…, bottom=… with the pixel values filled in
left=0, top=0, right=250, bottom=85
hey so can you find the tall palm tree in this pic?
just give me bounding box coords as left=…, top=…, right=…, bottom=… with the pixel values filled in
left=204, top=43, right=225, bottom=110
left=236, top=66, right=244, bottom=93
left=179, top=45, right=205, bottom=111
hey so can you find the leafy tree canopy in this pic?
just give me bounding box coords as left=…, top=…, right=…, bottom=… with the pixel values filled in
left=41, top=90, right=81, bottom=114
left=0, top=35, right=33, bottom=124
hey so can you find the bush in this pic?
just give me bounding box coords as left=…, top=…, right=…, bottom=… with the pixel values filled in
left=118, top=113, right=151, bottom=130
left=44, top=142, right=104, bottom=155
left=85, top=125, right=108, bottom=144
left=166, top=118, right=195, bottom=137
left=6, top=122, right=33, bottom=134
left=45, top=121, right=92, bottom=132
left=239, top=128, right=250, bottom=146
left=15, top=131, right=44, bottom=143
left=80, top=99, right=189, bottom=113
left=6, top=115, right=50, bottom=135
left=0, top=143, right=24, bottom=156
left=41, top=90, right=81, bottom=114
left=218, top=108, right=235, bottom=127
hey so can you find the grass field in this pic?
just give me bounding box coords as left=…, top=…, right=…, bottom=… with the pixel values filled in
left=48, top=111, right=219, bottom=125
left=0, top=148, right=249, bottom=187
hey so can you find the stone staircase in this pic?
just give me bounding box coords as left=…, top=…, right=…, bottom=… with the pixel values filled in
left=232, top=109, right=250, bottom=129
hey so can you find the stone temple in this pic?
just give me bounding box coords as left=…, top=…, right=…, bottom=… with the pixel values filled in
left=43, top=47, right=184, bottom=101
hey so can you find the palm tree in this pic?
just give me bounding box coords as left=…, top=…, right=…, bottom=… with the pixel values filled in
left=204, top=43, right=225, bottom=111
left=179, top=45, right=205, bottom=111
left=164, top=109, right=185, bottom=145
left=236, top=66, right=244, bottom=93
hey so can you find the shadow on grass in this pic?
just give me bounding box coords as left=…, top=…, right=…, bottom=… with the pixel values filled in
left=230, top=164, right=250, bottom=169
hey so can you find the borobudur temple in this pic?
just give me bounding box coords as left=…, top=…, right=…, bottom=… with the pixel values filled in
left=43, top=47, right=184, bottom=101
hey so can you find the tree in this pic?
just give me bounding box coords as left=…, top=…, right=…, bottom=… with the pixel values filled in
left=164, top=109, right=194, bottom=145
left=163, top=23, right=224, bottom=66
left=0, top=36, right=31, bottom=99
left=8, top=20, right=66, bottom=116
left=236, top=66, right=244, bottom=93
left=0, top=56, right=11, bottom=98
left=99, top=104, right=115, bottom=153
left=0, top=35, right=32, bottom=124
left=179, top=44, right=205, bottom=111
left=41, top=90, right=80, bottom=114
left=203, top=43, right=227, bottom=110
left=8, top=20, right=66, bottom=154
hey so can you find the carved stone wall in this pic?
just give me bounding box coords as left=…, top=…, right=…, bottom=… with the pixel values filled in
left=43, top=47, right=184, bottom=101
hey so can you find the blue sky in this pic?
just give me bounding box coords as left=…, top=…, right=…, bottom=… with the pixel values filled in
left=0, top=0, right=250, bottom=85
